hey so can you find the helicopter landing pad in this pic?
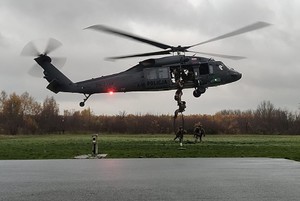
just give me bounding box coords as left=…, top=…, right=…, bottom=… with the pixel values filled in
left=1, top=158, right=300, bottom=201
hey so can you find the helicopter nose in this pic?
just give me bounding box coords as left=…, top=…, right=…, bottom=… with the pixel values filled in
left=231, top=72, right=242, bottom=81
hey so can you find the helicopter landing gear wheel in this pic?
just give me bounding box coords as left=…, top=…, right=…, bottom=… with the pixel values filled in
left=79, top=94, right=92, bottom=107
left=193, top=90, right=201, bottom=98
left=193, top=87, right=206, bottom=98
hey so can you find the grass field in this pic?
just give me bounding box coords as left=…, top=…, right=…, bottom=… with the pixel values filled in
left=1, top=134, right=300, bottom=161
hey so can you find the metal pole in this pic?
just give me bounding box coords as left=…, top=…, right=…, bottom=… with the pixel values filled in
left=92, top=134, right=98, bottom=156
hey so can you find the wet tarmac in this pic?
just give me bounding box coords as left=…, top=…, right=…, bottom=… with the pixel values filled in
left=1, top=158, right=300, bottom=201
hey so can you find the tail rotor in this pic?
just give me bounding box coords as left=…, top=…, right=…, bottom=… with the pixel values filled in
left=21, top=38, right=66, bottom=77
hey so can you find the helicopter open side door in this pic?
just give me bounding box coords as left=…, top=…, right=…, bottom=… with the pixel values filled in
left=195, top=63, right=214, bottom=86
left=143, top=67, right=171, bottom=89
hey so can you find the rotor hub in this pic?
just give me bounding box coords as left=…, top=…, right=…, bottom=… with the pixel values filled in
left=39, top=54, right=52, bottom=63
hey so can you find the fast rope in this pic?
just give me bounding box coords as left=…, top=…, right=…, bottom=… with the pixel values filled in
left=173, top=112, right=185, bottom=134
left=172, top=65, right=187, bottom=133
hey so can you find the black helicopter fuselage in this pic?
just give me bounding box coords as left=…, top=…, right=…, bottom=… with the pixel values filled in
left=73, top=55, right=241, bottom=92
left=35, top=54, right=241, bottom=106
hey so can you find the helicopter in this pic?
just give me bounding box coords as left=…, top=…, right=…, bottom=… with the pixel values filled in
left=21, top=21, right=270, bottom=107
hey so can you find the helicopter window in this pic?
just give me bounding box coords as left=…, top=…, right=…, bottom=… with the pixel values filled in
left=218, top=62, right=228, bottom=71
left=209, top=65, right=214, bottom=74
left=199, top=63, right=209, bottom=75
left=144, top=68, right=169, bottom=80
left=158, top=68, right=169, bottom=79
left=144, top=69, right=157, bottom=79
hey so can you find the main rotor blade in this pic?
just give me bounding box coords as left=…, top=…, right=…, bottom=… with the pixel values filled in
left=44, top=38, right=63, bottom=55
left=85, top=24, right=172, bottom=50
left=188, top=50, right=246, bottom=60
left=106, top=50, right=171, bottom=60
left=21, top=41, right=40, bottom=57
left=189, top=21, right=271, bottom=48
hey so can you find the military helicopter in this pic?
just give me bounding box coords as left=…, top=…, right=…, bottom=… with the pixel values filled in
left=21, top=21, right=270, bottom=107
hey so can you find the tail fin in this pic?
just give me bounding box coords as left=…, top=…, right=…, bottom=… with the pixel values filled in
left=35, top=55, right=74, bottom=93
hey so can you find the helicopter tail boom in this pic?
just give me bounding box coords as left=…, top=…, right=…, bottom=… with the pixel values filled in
left=34, top=55, right=75, bottom=94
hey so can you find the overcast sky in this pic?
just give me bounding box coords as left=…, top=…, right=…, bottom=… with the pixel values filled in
left=1, top=0, right=299, bottom=115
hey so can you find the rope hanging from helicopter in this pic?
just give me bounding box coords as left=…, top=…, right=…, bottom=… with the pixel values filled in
left=173, top=112, right=185, bottom=133
left=173, top=64, right=186, bottom=134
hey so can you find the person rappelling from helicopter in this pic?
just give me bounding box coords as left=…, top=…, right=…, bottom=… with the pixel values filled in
left=172, top=66, right=188, bottom=146
left=174, top=80, right=184, bottom=103
left=174, top=101, right=186, bottom=119
left=173, top=67, right=186, bottom=119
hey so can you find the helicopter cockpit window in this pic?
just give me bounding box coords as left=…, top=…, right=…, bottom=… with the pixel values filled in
left=209, top=65, right=214, bottom=74
left=218, top=62, right=228, bottom=71
left=199, top=63, right=209, bottom=75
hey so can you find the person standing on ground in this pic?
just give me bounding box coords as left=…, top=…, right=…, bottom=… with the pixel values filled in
left=174, top=126, right=186, bottom=146
left=194, top=124, right=205, bottom=143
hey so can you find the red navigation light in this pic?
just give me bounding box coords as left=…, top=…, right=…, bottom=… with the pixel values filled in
left=108, top=90, right=114, bottom=95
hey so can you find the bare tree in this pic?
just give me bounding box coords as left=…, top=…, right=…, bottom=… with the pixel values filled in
left=2, top=93, right=22, bottom=134
left=39, top=96, right=60, bottom=133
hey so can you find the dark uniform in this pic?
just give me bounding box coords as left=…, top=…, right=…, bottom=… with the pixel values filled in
left=194, top=125, right=205, bottom=143
left=174, top=88, right=183, bottom=102
left=174, top=127, right=186, bottom=145
left=174, top=101, right=186, bottom=119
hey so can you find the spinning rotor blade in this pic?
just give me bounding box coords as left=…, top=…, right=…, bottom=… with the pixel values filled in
left=107, top=50, right=171, bottom=60
left=187, top=50, right=246, bottom=60
left=21, top=38, right=63, bottom=56
left=51, top=57, right=67, bottom=67
left=28, top=56, right=66, bottom=77
left=44, top=38, right=63, bottom=55
left=21, top=38, right=66, bottom=77
left=189, top=21, right=271, bottom=48
left=21, top=41, right=39, bottom=57
left=85, top=24, right=172, bottom=50
left=27, top=56, right=66, bottom=77
left=85, top=21, right=271, bottom=60
left=28, top=64, right=43, bottom=77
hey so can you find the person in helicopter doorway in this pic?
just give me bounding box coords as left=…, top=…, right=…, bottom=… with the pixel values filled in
left=172, top=68, right=181, bottom=83
left=174, top=126, right=186, bottom=146
left=194, top=124, right=205, bottom=143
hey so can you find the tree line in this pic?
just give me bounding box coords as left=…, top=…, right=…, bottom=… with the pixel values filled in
left=1, top=90, right=300, bottom=135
